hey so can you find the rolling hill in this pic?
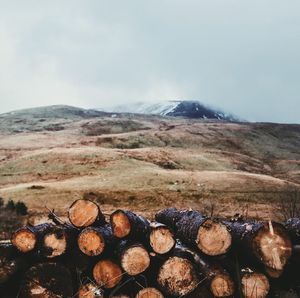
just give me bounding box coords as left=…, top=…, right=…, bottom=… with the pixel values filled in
left=0, top=105, right=299, bottom=224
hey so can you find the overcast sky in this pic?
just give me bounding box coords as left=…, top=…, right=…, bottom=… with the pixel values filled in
left=0, top=1, right=300, bottom=123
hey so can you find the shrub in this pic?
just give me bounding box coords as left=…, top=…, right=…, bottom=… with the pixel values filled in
left=15, top=201, right=28, bottom=216
left=6, top=199, right=15, bottom=211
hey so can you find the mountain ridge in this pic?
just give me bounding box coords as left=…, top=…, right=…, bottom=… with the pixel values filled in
left=105, top=100, right=240, bottom=121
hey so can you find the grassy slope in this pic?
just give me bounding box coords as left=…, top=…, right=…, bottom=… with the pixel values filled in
left=0, top=109, right=299, bottom=221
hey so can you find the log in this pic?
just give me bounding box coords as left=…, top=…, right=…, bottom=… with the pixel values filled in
left=78, top=283, right=104, bottom=298
left=285, top=218, right=300, bottom=244
left=68, top=199, right=105, bottom=228
left=225, top=220, right=292, bottom=275
left=118, top=241, right=150, bottom=276
left=135, top=287, right=164, bottom=298
left=175, top=243, right=235, bottom=297
left=149, top=222, right=175, bottom=255
left=39, top=224, right=77, bottom=258
left=155, top=208, right=232, bottom=256
left=12, top=223, right=76, bottom=257
left=0, top=243, right=22, bottom=284
left=11, top=225, right=40, bottom=253
left=20, top=262, right=73, bottom=297
left=78, top=224, right=117, bottom=256
left=93, top=259, right=123, bottom=289
left=157, top=247, right=199, bottom=297
left=241, top=268, right=270, bottom=298
left=110, top=210, right=150, bottom=239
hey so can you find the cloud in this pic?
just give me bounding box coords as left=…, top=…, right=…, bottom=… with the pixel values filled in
left=0, top=1, right=299, bottom=123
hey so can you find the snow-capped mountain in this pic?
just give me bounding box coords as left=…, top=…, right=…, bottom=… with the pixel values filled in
left=105, top=100, right=239, bottom=121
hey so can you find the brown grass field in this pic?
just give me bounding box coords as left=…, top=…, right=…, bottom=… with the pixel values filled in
left=0, top=106, right=300, bottom=230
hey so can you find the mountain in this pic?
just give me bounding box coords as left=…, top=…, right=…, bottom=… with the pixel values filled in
left=0, top=105, right=109, bottom=134
left=0, top=105, right=107, bottom=119
left=107, top=100, right=239, bottom=121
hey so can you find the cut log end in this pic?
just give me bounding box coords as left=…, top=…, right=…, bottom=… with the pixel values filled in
left=79, top=283, right=104, bottom=298
left=78, top=228, right=105, bottom=256
left=242, top=272, right=270, bottom=298
left=43, top=230, right=67, bottom=258
left=136, top=288, right=164, bottom=298
left=68, top=199, right=100, bottom=227
left=150, top=226, right=175, bottom=254
left=11, top=228, right=36, bottom=253
left=196, top=219, right=232, bottom=256
left=253, top=222, right=292, bottom=271
left=93, top=260, right=123, bottom=289
left=210, top=274, right=235, bottom=297
left=111, top=210, right=131, bottom=238
left=121, top=245, right=150, bottom=276
left=157, top=256, right=199, bottom=296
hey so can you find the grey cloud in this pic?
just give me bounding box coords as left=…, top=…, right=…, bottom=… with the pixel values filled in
left=0, top=0, right=299, bottom=123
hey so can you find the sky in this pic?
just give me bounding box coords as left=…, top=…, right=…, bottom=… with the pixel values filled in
left=0, top=1, right=300, bottom=123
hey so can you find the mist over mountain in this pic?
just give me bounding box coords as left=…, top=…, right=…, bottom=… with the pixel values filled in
left=103, top=100, right=240, bottom=121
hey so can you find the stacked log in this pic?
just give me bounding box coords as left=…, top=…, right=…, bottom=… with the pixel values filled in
left=1, top=202, right=300, bottom=297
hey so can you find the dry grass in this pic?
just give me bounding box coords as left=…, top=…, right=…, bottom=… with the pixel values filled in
left=0, top=114, right=300, bottom=224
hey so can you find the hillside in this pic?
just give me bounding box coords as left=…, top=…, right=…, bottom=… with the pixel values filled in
left=0, top=105, right=299, bottom=224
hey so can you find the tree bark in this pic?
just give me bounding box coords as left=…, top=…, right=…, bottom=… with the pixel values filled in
left=78, top=224, right=117, bottom=256
left=68, top=199, right=106, bottom=228
left=225, top=220, right=292, bottom=276
left=285, top=217, right=300, bottom=244
left=0, top=243, right=23, bottom=284
left=20, top=262, right=73, bottom=297
left=155, top=208, right=232, bottom=256
left=149, top=222, right=175, bottom=255
left=110, top=210, right=150, bottom=240
left=174, top=243, right=235, bottom=297
left=12, top=223, right=77, bottom=258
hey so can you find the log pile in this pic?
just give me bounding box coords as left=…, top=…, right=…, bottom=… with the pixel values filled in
left=1, top=200, right=300, bottom=297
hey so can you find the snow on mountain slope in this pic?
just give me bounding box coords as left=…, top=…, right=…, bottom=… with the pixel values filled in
left=103, top=100, right=239, bottom=121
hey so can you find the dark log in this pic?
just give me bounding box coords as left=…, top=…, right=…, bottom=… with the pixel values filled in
left=292, top=245, right=300, bottom=263
left=155, top=208, right=232, bottom=256
left=156, top=246, right=199, bottom=297
left=93, top=259, right=123, bottom=289
left=117, top=240, right=150, bottom=276
left=149, top=222, right=175, bottom=255
left=135, top=287, right=164, bottom=298
left=20, top=262, right=73, bottom=297
left=78, top=224, right=117, bottom=256
left=68, top=199, right=106, bottom=228
left=39, top=224, right=77, bottom=258
left=0, top=243, right=23, bottom=284
left=184, top=284, right=214, bottom=298
left=78, top=282, right=104, bottom=298
left=12, top=223, right=77, bottom=258
left=225, top=220, right=292, bottom=275
left=241, top=268, right=270, bottom=298
left=110, top=210, right=150, bottom=240
left=285, top=218, right=300, bottom=244
left=175, top=243, right=235, bottom=297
